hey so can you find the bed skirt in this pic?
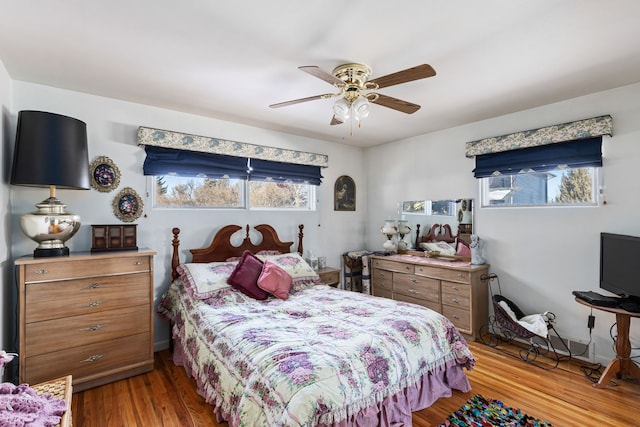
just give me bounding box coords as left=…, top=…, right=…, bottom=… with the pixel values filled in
left=171, top=336, right=471, bottom=426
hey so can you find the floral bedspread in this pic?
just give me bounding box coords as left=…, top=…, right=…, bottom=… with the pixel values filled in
left=159, top=280, right=475, bottom=427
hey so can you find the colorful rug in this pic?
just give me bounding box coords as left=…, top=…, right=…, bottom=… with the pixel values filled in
left=438, top=394, right=553, bottom=427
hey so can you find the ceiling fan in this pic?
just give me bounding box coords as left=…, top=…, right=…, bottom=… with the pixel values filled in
left=269, top=63, right=436, bottom=125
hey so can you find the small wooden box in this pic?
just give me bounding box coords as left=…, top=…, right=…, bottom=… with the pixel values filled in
left=91, top=224, right=138, bottom=252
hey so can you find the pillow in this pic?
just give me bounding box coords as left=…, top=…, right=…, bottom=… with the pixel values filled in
left=177, top=261, right=237, bottom=299
left=227, top=250, right=269, bottom=300
left=456, top=239, right=471, bottom=257
left=419, top=241, right=456, bottom=256
left=256, top=252, right=319, bottom=281
left=227, top=250, right=280, bottom=262
left=257, top=260, right=293, bottom=299
left=256, top=249, right=282, bottom=256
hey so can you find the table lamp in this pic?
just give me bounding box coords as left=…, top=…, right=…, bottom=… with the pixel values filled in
left=10, top=111, right=90, bottom=257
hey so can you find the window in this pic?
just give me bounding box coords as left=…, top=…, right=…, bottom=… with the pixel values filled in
left=249, top=181, right=314, bottom=210
left=153, top=176, right=315, bottom=210
left=480, top=166, right=599, bottom=207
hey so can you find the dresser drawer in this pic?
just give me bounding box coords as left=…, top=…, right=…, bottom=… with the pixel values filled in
left=372, top=269, right=393, bottom=297
left=442, top=280, right=470, bottom=309
left=442, top=305, right=471, bottom=333
left=372, top=268, right=393, bottom=287
left=372, top=259, right=414, bottom=274
left=394, top=273, right=440, bottom=303
left=25, top=272, right=151, bottom=322
left=415, top=265, right=470, bottom=283
left=25, top=305, right=150, bottom=356
left=24, top=256, right=151, bottom=283
left=24, top=333, right=151, bottom=385
left=373, top=287, right=393, bottom=299
left=394, top=293, right=441, bottom=312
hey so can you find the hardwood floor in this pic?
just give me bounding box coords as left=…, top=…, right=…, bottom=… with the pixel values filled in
left=72, top=341, right=640, bottom=426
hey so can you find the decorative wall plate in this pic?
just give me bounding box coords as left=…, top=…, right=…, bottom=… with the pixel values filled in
left=89, top=156, right=120, bottom=192
left=112, top=187, right=143, bottom=222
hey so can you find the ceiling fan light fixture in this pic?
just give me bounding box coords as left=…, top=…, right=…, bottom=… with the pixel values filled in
left=333, top=98, right=351, bottom=122
left=352, top=95, right=370, bottom=121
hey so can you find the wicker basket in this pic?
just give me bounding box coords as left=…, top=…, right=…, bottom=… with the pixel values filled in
left=32, top=375, right=73, bottom=427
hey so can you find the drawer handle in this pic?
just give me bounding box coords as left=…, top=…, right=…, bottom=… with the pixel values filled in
left=451, top=298, right=459, bottom=303
left=84, top=283, right=103, bottom=290
left=83, top=324, right=102, bottom=332
left=408, top=289, right=418, bottom=294
left=411, top=278, right=418, bottom=283
left=453, top=315, right=460, bottom=319
left=34, top=269, right=48, bottom=275
left=134, top=261, right=143, bottom=265
left=451, top=286, right=459, bottom=291
left=87, top=301, right=103, bottom=308
left=458, top=273, right=465, bottom=278
left=81, top=354, right=104, bottom=363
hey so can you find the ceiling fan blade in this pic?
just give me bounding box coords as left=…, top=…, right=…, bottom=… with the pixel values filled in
left=368, top=64, right=436, bottom=89
left=330, top=116, right=343, bottom=125
left=299, top=66, right=346, bottom=87
left=269, top=93, right=335, bottom=108
left=370, top=93, right=421, bottom=114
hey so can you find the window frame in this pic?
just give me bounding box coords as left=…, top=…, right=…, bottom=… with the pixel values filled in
left=479, top=166, right=602, bottom=208
left=150, top=176, right=317, bottom=211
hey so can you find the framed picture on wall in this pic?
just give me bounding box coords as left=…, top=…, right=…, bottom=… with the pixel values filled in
left=334, top=175, right=356, bottom=211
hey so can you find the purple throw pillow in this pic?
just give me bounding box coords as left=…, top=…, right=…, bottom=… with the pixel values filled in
left=227, top=250, right=269, bottom=300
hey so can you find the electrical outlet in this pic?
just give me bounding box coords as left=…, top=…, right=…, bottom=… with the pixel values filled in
left=588, top=314, right=595, bottom=329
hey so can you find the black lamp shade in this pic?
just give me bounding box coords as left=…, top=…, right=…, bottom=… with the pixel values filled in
left=11, top=110, right=90, bottom=189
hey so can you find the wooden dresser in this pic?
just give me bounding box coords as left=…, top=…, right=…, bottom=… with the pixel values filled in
left=15, top=249, right=156, bottom=392
left=370, top=254, right=489, bottom=341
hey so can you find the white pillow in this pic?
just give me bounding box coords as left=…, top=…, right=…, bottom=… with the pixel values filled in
left=419, top=241, right=456, bottom=256
left=256, top=252, right=319, bottom=281
left=177, top=261, right=237, bottom=299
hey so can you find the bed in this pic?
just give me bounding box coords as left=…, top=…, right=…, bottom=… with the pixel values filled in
left=158, top=224, right=475, bottom=426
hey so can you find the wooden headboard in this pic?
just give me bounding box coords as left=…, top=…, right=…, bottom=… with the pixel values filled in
left=171, top=224, right=304, bottom=280
left=415, top=223, right=457, bottom=249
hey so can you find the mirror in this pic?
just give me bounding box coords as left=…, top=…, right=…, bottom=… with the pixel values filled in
left=400, top=199, right=474, bottom=247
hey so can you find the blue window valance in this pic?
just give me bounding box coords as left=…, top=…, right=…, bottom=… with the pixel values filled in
left=143, top=146, right=323, bottom=185
left=143, top=146, right=250, bottom=179
left=465, top=115, right=612, bottom=158
left=473, top=136, right=603, bottom=178
left=249, top=158, right=323, bottom=185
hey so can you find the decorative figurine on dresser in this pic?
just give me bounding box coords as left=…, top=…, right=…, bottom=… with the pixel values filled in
left=470, top=234, right=486, bottom=265
left=14, top=249, right=156, bottom=392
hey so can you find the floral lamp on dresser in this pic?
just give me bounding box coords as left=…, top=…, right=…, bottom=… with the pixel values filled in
left=381, top=220, right=398, bottom=252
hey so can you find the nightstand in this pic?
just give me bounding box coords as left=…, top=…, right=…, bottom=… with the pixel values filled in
left=318, top=266, right=340, bottom=287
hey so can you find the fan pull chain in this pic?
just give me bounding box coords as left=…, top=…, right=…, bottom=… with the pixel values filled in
left=350, top=105, right=354, bottom=136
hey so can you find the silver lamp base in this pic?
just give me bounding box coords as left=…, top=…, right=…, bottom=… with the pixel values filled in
left=19, top=197, right=81, bottom=257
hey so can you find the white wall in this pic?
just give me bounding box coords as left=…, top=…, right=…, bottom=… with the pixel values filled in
left=366, top=82, right=640, bottom=365
left=0, top=57, right=12, bottom=365
left=8, top=82, right=367, bottom=350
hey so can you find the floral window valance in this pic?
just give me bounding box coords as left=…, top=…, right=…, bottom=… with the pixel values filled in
left=137, top=126, right=329, bottom=168
left=464, top=115, right=613, bottom=158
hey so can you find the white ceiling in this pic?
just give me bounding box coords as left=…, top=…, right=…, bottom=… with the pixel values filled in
left=2, top=1, right=640, bottom=148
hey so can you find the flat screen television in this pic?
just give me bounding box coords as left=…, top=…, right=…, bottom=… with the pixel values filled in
left=600, top=232, right=640, bottom=302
